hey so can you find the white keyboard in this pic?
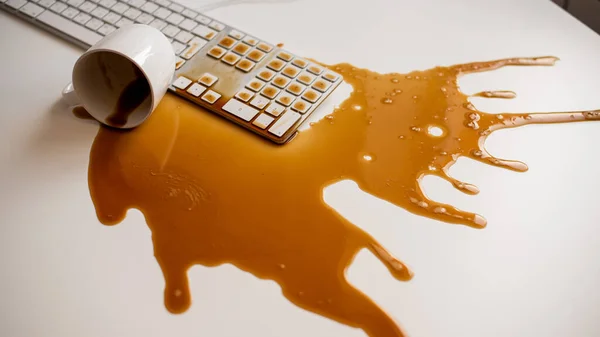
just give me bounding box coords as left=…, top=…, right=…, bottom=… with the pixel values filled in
left=0, top=0, right=342, bottom=144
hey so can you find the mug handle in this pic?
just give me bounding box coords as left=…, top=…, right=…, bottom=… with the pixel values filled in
left=61, top=82, right=81, bottom=106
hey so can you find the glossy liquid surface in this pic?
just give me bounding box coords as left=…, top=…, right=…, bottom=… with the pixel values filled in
left=87, top=56, right=600, bottom=337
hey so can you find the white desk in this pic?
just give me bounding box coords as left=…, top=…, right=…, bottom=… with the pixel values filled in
left=1, top=0, right=600, bottom=336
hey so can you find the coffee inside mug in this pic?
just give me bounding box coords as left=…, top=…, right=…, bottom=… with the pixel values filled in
left=73, top=50, right=154, bottom=129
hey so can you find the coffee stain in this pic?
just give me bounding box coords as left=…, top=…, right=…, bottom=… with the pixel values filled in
left=86, top=56, right=600, bottom=337
left=104, top=66, right=151, bottom=127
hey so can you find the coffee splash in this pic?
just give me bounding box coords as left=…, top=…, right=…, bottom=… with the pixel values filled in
left=86, top=56, right=599, bottom=337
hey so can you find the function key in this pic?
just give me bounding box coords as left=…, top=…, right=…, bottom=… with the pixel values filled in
left=198, top=73, right=218, bottom=87
left=246, top=78, right=266, bottom=92
left=236, top=59, right=256, bottom=72
left=291, top=58, right=308, bottom=69
left=276, top=51, right=294, bottom=62
left=307, top=64, right=323, bottom=75
left=242, top=35, right=258, bottom=46
left=172, top=76, right=192, bottom=89
left=257, top=68, right=275, bottom=82
left=267, top=59, right=285, bottom=72
left=207, top=46, right=226, bottom=59
left=221, top=52, right=241, bottom=65
left=201, top=90, right=221, bottom=104
left=261, top=85, right=280, bottom=99
left=322, top=71, right=340, bottom=82
left=282, top=65, right=301, bottom=78
left=256, top=42, right=273, bottom=53
left=252, top=113, right=275, bottom=129
left=218, top=36, right=236, bottom=49
left=247, top=49, right=266, bottom=62
left=229, top=29, right=245, bottom=39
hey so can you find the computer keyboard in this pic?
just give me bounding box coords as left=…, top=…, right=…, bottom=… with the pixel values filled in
left=0, top=0, right=342, bottom=144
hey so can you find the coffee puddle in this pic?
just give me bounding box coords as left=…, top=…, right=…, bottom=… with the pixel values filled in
left=86, top=56, right=599, bottom=337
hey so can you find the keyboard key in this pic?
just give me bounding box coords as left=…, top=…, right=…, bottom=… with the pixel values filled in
left=282, top=65, right=301, bottom=78
left=208, top=21, right=225, bottom=31
left=128, top=0, right=145, bottom=8
left=78, top=1, right=96, bottom=12
left=272, top=75, right=290, bottom=89
left=171, top=41, right=185, bottom=54
left=103, top=11, right=121, bottom=24
left=277, top=51, right=293, bottom=62
left=207, top=46, right=225, bottom=59
left=161, top=24, right=180, bottom=37
left=135, top=12, right=153, bottom=23
left=98, top=0, right=115, bottom=8
left=261, top=85, right=279, bottom=99
left=265, top=102, right=285, bottom=117
left=249, top=95, right=269, bottom=109
left=123, top=7, right=141, bottom=19
left=246, top=49, right=265, bottom=62
left=297, top=71, right=316, bottom=85
left=85, top=17, right=104, bottom=30
left=252, top=113, right=274, bottom=129
left=268, top=109, right=301, bottom=137
left=222, top=99, right=259, bottom=121
left=195, top=14, right=210, bottom=25
left=275, top=91, right=295, bottom=106
left=178, top=18, right=196, bottom=31
left=256, top=42, right=272, bottom=53
left=292, top=58, right=308, bottom=69
left=286, top=82, right=306, bottom=95
left=110, top=2, right=128, bottom=13
left=174, top=30, right=192, bottom=43
left=201, top=90, right=221, bottom=104
left=50, top=2, right=68, bottom=13
left=73, top=12, right=91, bottom=24
left=180, top=43, right=203, bottom=60
left=20, top=2, right=44, bottom=16
left=291, top=97, right=311, bottom=114
left=246, top=78, right=265, bottom=92
left=37, top=10, right=102, bottom=45
left=91, top=6, right=108, bottom=17
left=221, top=52, right=240, bottom=66
left=267, top=59, right=285, bottom=72
left=67, top=0, right=84, bottom=7
left=168, top=2, right=182, bottom=12
left=154, top=0, right=169, bottom=6
left=148, top=18, right=166, bottom=30
left=38, top=0, right=56, bottom=8
left=232, top=43, right=250, bottom=56
left=322, top=71, right=340, bottom=82
left=301, top=88, right=321, bottom=103
left=242, top=35, right=258, bottom=46
left=218, top=37, right=236, bottom=49
left=311, top=79, right=331, bottom=93
left=97, top=23, right=116, bottom=35
left=6, top=0, right=27, bottom=9
left=181, top=8, right=196, bottom=18
left=153, top=6, right=171, bottom=19
left=115, top=17, right=133, bottom=27
left=175, top=57, right=185, bottom=69
left=198, top=73, right=218, bottom=87
left=166, top=12, right=183, bottom=24
left=61, top=7, right=80, bottom=19
left=229, top=29, right=244, bottom=40
left=193, top=25, right=217, bottom=40
left=140, top=1, right=157, bottom=13
left=236, top=59, right=256, bottom=73
left=256, top=68, right=275, bottom=81
left=235, top=88, right=254, bottom=102
left=172, top=76, right=192, bottom=89
left=188, top=36, right=207, bottom=47
left=307, top=64, right=323, bottom=75
left=186, top=83, right=206, bottom=97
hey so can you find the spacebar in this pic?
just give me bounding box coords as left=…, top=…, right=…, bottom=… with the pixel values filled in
left=37, top=10, right=102, bottom=48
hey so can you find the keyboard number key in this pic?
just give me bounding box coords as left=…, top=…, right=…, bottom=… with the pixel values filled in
left=322, top=71, right=340, bottom=82
left=286, top=82, right=306, bottom=95
left=235, top=88, right=254, bottom=102
left=267, top=59, right=285, bottom=72
left=235, top=59, right=255, bottom=73
left=256, top=42, right=272, bottom=53
left=297, top=71, right=316, bottom=85
left=312, top=79, right=331, bottom=93
left=246, top=49, right=266, bottom=62
left=301, top=88, right=321, bottom=103
left=282, top=65, right=301, bottom=79
left=207, top=46, right=226, bottom=59
left=307, top=64, right=323, bottom=75
left=291, top=97, right=311, bottom=114
left=265, top=102, right=285, bottom=117
left=198, top=73, right=218, bottom=87
left=246, top=78, right=265, bottom=92
left=242, top=35, right=258, bottom=46
left=229, top=29, right=244, bottom=39
left=257, top=68, right=275, bottom=82
left=275, top=91, right=295, bottom=106
left=252, top=113, right=274, bottom=129
left=261, top=85, right=280, bottom=100
left=249, top=95, right=269, bottom=109
left=221, top=52, right=240, bottom=66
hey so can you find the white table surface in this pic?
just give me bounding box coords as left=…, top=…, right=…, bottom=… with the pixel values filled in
left=1, top=0, right=600, bottom=336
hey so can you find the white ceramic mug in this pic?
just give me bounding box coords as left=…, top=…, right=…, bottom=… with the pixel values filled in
left=62, top=24, right=176, bottom=128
